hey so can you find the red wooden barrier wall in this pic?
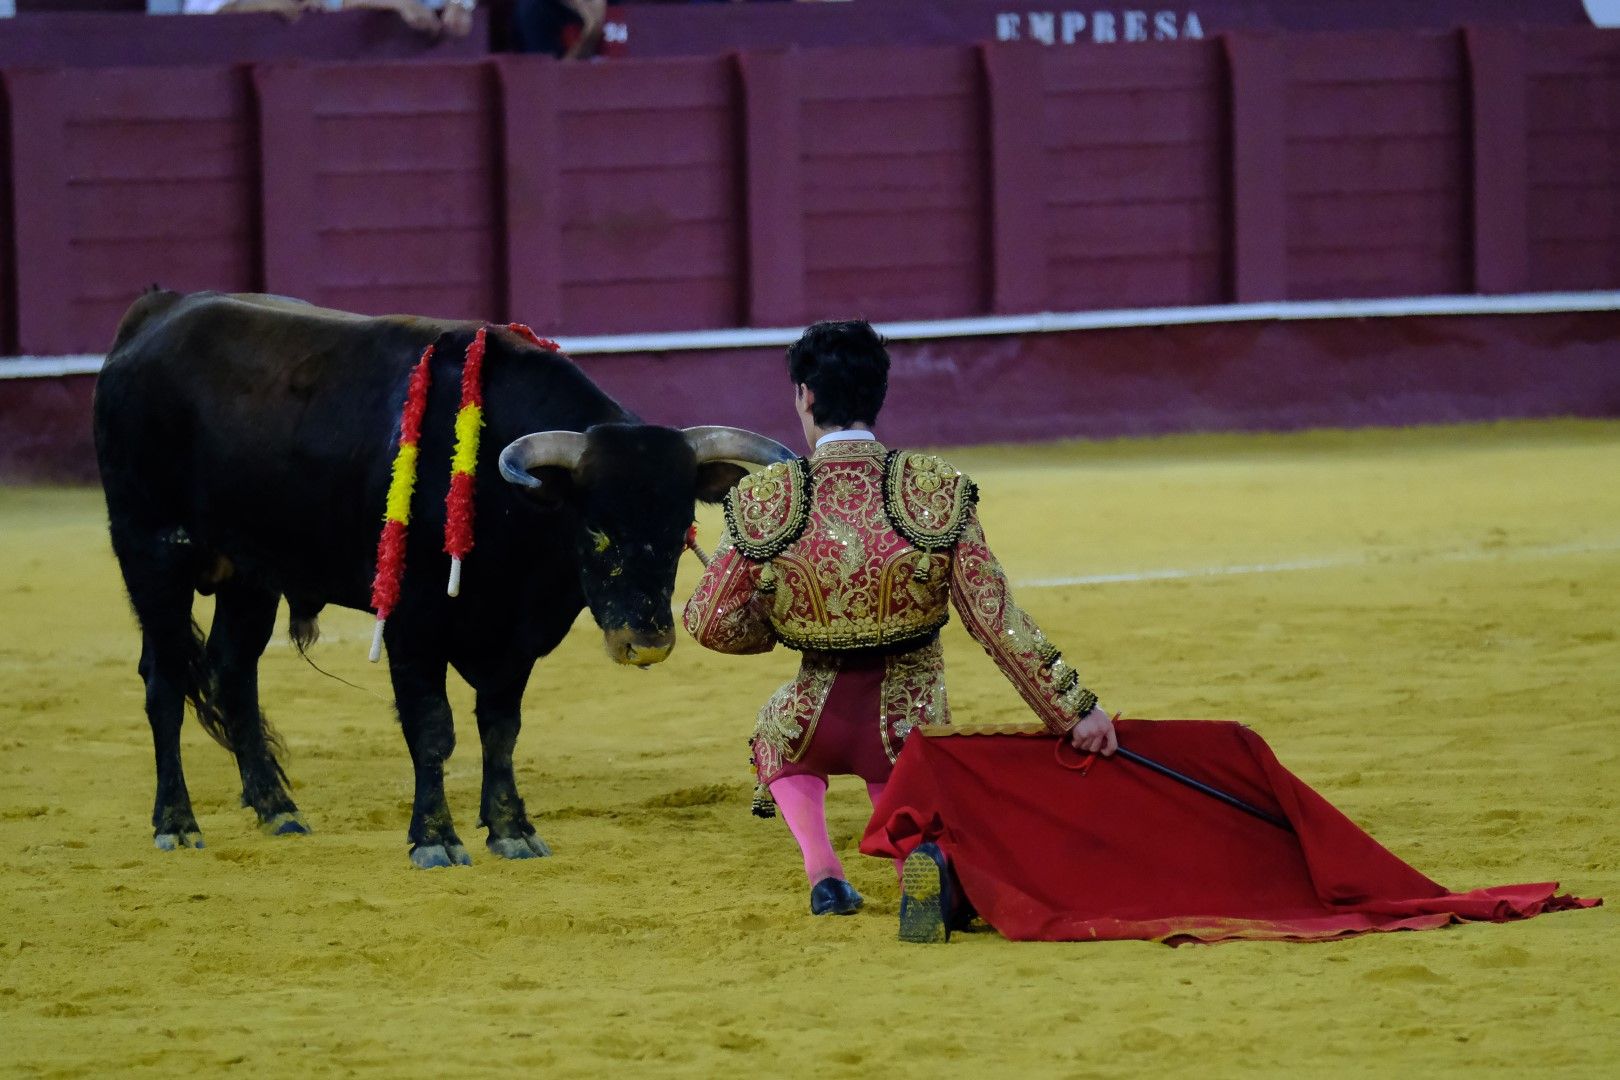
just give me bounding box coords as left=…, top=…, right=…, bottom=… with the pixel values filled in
left=552, top=58, right=744, bottom=334
left=1037, top=43, right=1229, bottom=310
left=1284, top=35, right=1470, bottom=299
left=259, top=62, right=503, bottom=320
left=2, top=29, right=1619, bottom=357
left=1527, top=31, right=1620, bottom=291
left=6, top=67, right=259, bottom=355
left=799, top=47, right=989, bottom=323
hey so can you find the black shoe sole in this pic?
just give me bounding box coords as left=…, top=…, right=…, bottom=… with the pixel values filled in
left=899, top=848, right=950, bottom=944
left=811, top=897, right=864, bottom=916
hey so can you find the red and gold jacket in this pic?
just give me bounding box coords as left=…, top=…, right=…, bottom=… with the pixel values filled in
left=683, top=438, right=1098, bottom=788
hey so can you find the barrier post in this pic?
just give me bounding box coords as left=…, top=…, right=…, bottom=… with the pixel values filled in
left=981, top=44, right=1049, bottom=316
left=4, top=71, right=77, bottom=353
left=1464, top=27, right=1529, bottom=294
left=253, top=65, right=321, bottom=301
left=496, top=57, right=564, bottom=333
left=737, top=50, right=804, bottom=328
left=1224, top=34, right=1288, bottom=302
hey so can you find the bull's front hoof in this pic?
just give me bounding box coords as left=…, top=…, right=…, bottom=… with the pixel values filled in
left=410, top=843, right=473, bottom=869
left=154, top=831, right=205, bottom=851
left=487, top=833, right=551, bottom=860
left=260, top=811, right=311, bottom=837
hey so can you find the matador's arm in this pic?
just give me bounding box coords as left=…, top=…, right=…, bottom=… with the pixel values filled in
left=948, top=506, right=1099, bottom=735
left=682, top=527, right=777, bottom=655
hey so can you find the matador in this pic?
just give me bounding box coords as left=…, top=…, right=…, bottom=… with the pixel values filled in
left=683, top=320, right=1117, bottom=927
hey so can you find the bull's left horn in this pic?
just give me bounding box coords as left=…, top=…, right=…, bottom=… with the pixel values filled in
left=498, top=430, right=589, bottom=489
left=683, top=426, right=795, bottom=466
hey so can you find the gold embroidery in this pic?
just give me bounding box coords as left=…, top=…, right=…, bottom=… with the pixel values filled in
left=757, top=447, right=956, bottom=652
left=681, top=527, right=775, bottom=655
left=949, top=510, right=1093, bottom=735
left=750, top=654, right=839, bottom=778
left=881, top=638, right=951, bottom=762
left=772, top=616, right=948, bottom=654
left=724, top=458, right=812, bottom=561
left=811, top=440, right=886, bottom=462
left=882, top=451, right=977, bottom=551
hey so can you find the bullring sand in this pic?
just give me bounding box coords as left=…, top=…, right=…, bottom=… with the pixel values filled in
left=1, top=420, right=1616, bottom=1077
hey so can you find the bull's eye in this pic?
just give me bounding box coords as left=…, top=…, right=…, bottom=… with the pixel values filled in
left=588, top=528, right=612, bottom=554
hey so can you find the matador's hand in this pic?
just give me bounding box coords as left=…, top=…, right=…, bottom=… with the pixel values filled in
left=1069, top=708, right=1118, bottom=756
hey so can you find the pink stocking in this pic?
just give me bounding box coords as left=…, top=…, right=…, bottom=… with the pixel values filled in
left=867, top=781, right=903, bottom=883
left=770, top=774, right=843, bottom=884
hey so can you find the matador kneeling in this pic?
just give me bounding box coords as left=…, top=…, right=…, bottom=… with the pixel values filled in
left=683, top=320, right=1117, bottom=930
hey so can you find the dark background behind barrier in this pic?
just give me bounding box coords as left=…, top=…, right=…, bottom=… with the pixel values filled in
left=2, top=28, right=1619, bottom=356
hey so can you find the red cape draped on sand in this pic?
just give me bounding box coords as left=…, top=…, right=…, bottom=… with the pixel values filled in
left=859, top=720, right=1599, bottom=944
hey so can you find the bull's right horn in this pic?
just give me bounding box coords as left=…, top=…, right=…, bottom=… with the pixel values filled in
left=682, top=426, right=796, bottom=466
left=498, top=430, right=588, bottom=489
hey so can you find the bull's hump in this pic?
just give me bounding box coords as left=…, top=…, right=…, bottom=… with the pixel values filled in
left=215, top=293, right=473, bottom=336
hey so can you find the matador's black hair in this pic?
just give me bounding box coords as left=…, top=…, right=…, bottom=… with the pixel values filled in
left=786, top=319, right=890, bottom=428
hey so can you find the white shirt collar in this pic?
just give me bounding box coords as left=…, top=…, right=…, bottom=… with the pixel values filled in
left=815, top=429, right=877, bottom=448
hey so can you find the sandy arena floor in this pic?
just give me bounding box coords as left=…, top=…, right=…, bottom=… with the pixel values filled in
left=0, top=420, right=1616, bottom=1078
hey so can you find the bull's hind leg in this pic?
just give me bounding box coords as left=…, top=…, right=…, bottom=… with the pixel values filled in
left=388, top=650, right=471, bottom=868
left=114, top=531, right=209, bottom=850
left=206, top=582, right=308, bottom=836
left=474, top=680, right=550, bottom=860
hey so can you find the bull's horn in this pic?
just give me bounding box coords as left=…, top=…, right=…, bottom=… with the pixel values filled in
left=498, top=430, right=588, bottom=488
left=683, top=426, right=795, bottom=466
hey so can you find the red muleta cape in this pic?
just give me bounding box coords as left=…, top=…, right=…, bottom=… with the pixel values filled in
left=860, top=720, right=1599, bottom=944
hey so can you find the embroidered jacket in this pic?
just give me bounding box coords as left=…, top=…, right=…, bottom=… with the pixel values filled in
left=683, top=439, right=1098, bottom=787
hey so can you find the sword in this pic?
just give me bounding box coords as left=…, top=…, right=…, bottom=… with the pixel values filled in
left=1111, top=746, right=1292, bottom=831
left=937, top=722, right=1295, bottom=832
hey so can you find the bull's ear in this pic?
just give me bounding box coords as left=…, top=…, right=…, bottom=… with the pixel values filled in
left=695, top=461, right=748, bottom=504
left=513, top=465, right=577, bottom=509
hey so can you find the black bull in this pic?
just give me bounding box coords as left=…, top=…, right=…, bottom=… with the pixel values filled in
left=93, top=290, right=792, bottom=867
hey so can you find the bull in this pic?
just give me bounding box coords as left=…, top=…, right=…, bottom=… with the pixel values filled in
left=93, top=290, right=790, bottom=867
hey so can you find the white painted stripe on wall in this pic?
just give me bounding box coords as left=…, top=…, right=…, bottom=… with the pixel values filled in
left=1016, top=538, right=1620, bottom=590
left=560, top=291, right=1620, bottom=355
left=0, top=355, right=107, bottom=379
left=4, top=290, right=1619, bottom=380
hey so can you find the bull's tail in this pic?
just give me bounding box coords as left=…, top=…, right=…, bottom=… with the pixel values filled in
left=182, top=616, right=294, bottom=775
left=288, top=602, right=321, bottom=656
left=177, top=617, right=235, bottom=754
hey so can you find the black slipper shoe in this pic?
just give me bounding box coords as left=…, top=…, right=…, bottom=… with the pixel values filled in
left=809, top=877, right=864, bottom=916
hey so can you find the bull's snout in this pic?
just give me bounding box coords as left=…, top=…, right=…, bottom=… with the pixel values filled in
left=603, top=627, right=675, bottom=668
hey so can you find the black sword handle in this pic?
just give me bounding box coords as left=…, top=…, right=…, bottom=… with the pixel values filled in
left=1114, top=747, right=1293, bottom=832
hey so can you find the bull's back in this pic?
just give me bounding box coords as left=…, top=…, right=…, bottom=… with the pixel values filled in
left=96, top=292, right=463, bottom=603
left=103, top=290, right=460, bottom=440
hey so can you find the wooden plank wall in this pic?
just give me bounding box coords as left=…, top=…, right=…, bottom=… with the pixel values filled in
left=1284, top=35, right=1470, bottom=299
left=1525, top=30, right=1620, bottom=291
left=2, top=29, right=1618, bottom=356
left=1039, top=43, right=1229, bottom=310
left=6, top=66, right=257, bottom=354
left=553, top=58, right=744, bottom=334
left=256, top=62, right=502, bottom=321
left=799, top=46, right=989, bottom=322
left=0, top=73, right=14, bottom=353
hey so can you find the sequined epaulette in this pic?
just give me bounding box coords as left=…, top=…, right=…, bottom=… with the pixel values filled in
left=722, top=458, right=813, bottom=561
left=881, top=450, right=979, bottom=552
